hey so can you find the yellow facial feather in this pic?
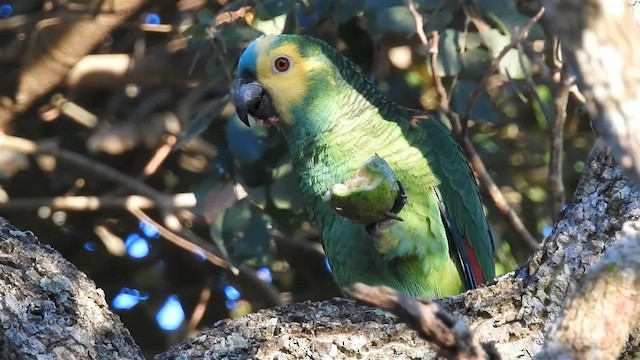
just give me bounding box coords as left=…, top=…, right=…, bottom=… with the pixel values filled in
left=254, top=38, right=326, bottom=122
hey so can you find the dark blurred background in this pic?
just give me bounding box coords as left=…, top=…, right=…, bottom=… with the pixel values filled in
left=0, top=0, right=593, bottom=356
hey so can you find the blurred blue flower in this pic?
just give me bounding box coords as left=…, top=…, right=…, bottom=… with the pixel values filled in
left=156, top=295, right=185, bottom=331
left=224, top=285, right=241, bottom=301
left=256, top=267, right=272, bottom=283
left=125, top=233, right=150, bottom=259
left=0, top=5, right=12, bottom=18
left=139, top=220, right=159, bottom=239
left=145, top=13, right=161, bottom=25
left=83, top=241, right=97, bottom=252
left=112, top=288, right=148, bottom=310
left=225, top=299, right=237, bottom=311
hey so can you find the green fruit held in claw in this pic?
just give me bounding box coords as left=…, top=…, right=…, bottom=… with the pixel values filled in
left=322, top=154, right=400, bottom=224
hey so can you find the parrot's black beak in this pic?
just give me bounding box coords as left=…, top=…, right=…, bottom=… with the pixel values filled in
left=234, top=73, right=278, bottom=127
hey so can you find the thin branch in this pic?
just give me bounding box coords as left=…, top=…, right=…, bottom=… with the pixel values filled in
left=548, top=64, right=570, bottom=217
left=271, top=229, right=326, bottom=257
left=0, top=194, right=196, bottom=211
left=128, top=206, right=232, bottom=271
left=461, top=7, right=545, bottom=138
left=129, top=207, right=284, bottom=307
left=0, top=134, right=171, bottom=208
left=142, top=135, right=177, bottom=178
left=187, top=280, right=213, bottom=332
left=345, top=283, right=501, bottom=360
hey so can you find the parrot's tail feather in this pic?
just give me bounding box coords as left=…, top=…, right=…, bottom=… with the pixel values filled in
left=462, top=236, right=485, bottom=284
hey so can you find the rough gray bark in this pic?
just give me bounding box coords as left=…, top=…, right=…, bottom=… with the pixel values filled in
left=538, top=222, right=640, bottom=359
left=155, top=144, right=640, bottom=359
left=0, top=217, right=143, bottom=359
left=543, top=0, right=640, bottom=185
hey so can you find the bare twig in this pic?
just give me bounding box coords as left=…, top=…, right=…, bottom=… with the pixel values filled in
left=0, top=134, right=171, bottom=209
left=461, top=7, right=545, bottom=138
left=548, top=64, right=570, bottom=217
left=128, top=206, right=231, bottom=270
left=142, top=135, right=177, bottom=178
left=427, top=32, right=452, bottom=113
left=271, top=229, right=326, bottom=257
left=213, top=6, right=252, bottom=27
left=187, top=280, right=213, bottom=332
left=458, top=0, right=491, bottom=32
left=345, top=283, right=500, bottom=360
left=130, top=207, right=284, bottom=307
left=0, top=193, right=196, bottom=211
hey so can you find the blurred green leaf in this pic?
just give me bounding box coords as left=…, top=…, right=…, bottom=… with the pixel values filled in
left=434, top=29, right=461, bottom=76
left=499, top=48, right=532, bottom=79
left=296, top=0, right=335, bottom=27
left=459, top=47, right=491, bottom=80
left=217, top=23, right=264, bottom=46
left=424, top=10, right=453, bottom=33
left=331, top=0, right=365, bottom=23
left=226, top=114, right=269, bottom=164
left=479, top=29, right=531, bottom=79
left=363, top=0, right=404, bottom=10
left=479, top=28, right=510, bottom=56
left=451, top=80, right=499, bottom=122
left=197, top=8, right=216, bottom=25
left=175, top=95, right=230, bottom=150
left=366, top=6, right=416, bottom=37
left=256, top=0, right=295, bottom=19
left=222, top=198, right=252, bottom=242
left=221, top=198, right=274, bottom=264
left=182, top=23, right=207, bottom=39
left=234, top=207, right=274, bottom=265
left=270, top=162, right=304, bottom=211
left=477, top=0, right=544, bottom=40
left=416, top=0, right=461, bottom=11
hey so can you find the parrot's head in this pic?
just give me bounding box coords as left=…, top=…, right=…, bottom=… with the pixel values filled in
left=234, top=34, right=335, bottom=128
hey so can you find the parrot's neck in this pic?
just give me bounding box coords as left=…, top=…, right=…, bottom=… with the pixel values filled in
left=284, top=76, right=405, bottom=160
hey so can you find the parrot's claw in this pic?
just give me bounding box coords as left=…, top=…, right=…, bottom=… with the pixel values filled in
left=389, top=181, right=407, bottom=215
left=384, top=212, right=403, bottom=221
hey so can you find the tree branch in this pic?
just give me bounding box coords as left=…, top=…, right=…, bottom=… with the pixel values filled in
left=538, top=221, right=640, bottom=359
left=548, top=63, right=570, bottom=216
left=0, top=216, right=144, bottom=359
left=345, top=283, right=500, bottom=360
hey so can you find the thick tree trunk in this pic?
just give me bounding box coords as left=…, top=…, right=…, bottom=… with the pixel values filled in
left=155, top=144, right=640, bottom=360
left=0, top=217, right=143, bottom=359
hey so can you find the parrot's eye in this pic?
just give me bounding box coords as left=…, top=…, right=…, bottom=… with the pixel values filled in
left=273, top=56, right=291, bottom=73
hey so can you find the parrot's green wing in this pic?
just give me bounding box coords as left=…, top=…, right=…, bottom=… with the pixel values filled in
left=413, top=112, right=496, bottom=286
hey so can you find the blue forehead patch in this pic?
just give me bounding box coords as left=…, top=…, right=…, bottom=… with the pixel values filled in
left=237, top=39, right=258, bottom=75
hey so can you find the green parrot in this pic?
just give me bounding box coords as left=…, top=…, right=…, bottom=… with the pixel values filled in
left=234, top=34, right=495, bottom=298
